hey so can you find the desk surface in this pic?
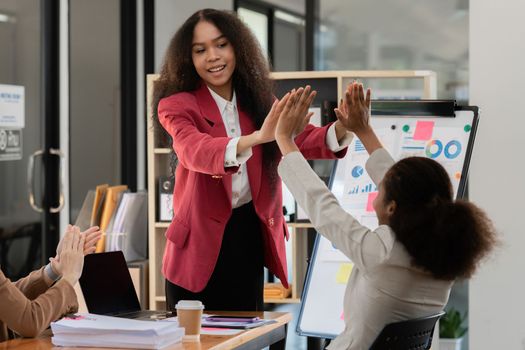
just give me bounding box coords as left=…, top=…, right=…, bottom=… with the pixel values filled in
left=0, top=311, right=292, bottom=350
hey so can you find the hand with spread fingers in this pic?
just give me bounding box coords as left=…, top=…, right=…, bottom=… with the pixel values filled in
left=254, top=92, right=291, bottom=144
left=334, top=82, right=372, bottom=134
left=55, top=225, right=101, bottom=257
left=275, top=86, right=317, bottom=155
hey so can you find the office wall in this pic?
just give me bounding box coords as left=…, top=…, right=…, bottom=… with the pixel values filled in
left=469, top=1, right=525, bottom=349
left=70, top=0, right=120, bottom=220
left=154, top=0, right=233, bottom=72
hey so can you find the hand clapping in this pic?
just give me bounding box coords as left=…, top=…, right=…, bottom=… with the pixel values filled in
left=50, top=226, right=85, bottom=286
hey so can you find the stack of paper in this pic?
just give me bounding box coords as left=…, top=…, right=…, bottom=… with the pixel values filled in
left=51, top=313, right=184, bottom=349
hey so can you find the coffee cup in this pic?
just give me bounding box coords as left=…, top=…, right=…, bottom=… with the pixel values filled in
left=175, top=300, right=204, bottom=342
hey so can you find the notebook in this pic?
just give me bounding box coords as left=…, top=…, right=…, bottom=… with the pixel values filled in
left=79, top=251, right=173, bottom=320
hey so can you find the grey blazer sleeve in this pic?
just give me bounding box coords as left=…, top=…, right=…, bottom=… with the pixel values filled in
left=278, top=149, right=396, bottom=271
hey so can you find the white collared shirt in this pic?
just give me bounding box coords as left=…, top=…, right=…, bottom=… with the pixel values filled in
left=207, top=86, right=353, bottom=208
left=208, top=87, right=252, bottom=208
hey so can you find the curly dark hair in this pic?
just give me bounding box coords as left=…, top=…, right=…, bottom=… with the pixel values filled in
left=152, top=8, right=279, bottom=178
left=383, top=156, right=498, bottom=280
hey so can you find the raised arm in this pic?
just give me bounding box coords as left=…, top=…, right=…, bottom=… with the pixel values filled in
left=275, top=87, right=395, bottom=269
left=334, top=82, right=382, bottom=154
left=335, top=82, right=394, bottom=183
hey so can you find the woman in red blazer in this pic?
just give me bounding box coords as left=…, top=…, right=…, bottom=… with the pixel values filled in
left=153, top=9, right=352, bottom=311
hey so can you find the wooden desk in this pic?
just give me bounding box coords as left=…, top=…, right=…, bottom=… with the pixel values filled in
left=0, top=311, right=291, bottom=350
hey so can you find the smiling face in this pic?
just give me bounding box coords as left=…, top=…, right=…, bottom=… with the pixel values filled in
left=191, top=20, right=236, bottom=100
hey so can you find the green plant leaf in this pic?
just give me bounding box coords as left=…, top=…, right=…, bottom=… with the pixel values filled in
left=439, top=307, right=468, bottom=339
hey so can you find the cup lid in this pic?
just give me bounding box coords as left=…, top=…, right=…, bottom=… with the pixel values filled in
left=175, top=300, right=204, bottom=310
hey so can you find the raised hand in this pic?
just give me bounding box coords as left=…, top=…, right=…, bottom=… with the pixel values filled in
left=275, top=86, right=317, bottom=155
left=275, top=86, right=316, bottom=140
left=334, top=82, right=371, bottom=134
left=50, top=227, right=85, bottom=286
left=255, top=92, right=291, bottom=144
left=55, top=225, right=101, bottom=257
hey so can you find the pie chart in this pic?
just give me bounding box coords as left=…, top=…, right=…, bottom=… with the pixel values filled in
left=425, top=140, right=443, bottom=159
left=351, top=165, right=364, bottom=178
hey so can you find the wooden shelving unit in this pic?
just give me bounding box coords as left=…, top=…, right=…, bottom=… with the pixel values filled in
left=147, top=74, right=169, bottom=310
left=146, top=71, right=436, bottom=310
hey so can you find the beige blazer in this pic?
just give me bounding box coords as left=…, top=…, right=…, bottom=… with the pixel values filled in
left=278, top=148, right=452, bottom=350
left=0, top=266, right=78, bottom=342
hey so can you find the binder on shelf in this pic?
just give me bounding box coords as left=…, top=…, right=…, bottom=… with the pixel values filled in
left=104, top=190, right=126, bottom=237
left=106, top=191, right=148, bottom=262
left=90, top=184, right=108, bottom=227
left=95, top=185, right=128, bottom=253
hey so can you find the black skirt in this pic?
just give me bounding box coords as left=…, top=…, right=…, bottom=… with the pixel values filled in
left=165, top=201, right=264, bottom=311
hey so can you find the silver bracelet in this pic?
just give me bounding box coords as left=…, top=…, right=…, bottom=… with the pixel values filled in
left=44, top=263, right=60, bottom=282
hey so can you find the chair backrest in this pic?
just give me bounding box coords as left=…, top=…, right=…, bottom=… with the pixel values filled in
left=369, top=311, right=445, bottom=350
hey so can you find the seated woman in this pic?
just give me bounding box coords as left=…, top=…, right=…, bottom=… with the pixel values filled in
left=274, top=83, right=497, bottom=350
left=0, top=225, right=101, bottom=341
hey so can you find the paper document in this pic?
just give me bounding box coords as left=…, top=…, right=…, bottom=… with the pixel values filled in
left=51, top=313, right=184, bottom=349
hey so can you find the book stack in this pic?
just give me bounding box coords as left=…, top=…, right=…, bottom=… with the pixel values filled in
left=51, top=313, right=184, bottom=349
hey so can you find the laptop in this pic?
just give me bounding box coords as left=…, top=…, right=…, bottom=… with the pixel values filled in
left=79, top=251, right=173, bottom=320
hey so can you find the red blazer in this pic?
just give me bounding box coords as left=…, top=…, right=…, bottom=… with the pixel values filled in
left=158, top=83, right=347, bottom=292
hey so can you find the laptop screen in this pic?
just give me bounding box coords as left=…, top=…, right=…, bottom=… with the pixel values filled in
left=79, top=251, right=141, bottom=315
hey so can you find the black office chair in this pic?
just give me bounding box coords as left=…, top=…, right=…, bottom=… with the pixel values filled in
left=369, top=311, right=445, bottom=350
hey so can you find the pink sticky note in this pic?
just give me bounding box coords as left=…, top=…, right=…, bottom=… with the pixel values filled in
left=413, top=120, right=435, bottom=141
left=340, top=311, right=345, bottom=321
left=366, top=192, right=378, bottom=212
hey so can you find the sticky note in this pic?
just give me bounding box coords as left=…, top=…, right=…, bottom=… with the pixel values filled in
left=336, top=263, right=354, bottom=284
left=340, top=311, right=345, bottom=321
left=413, top=120, right=435, bottom=140
left=366, top=192, right=378, bottom=212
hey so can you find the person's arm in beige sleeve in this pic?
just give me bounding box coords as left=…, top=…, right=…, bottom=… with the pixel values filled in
left=0, top=269, right=78, bottom=338
left=0, top=227, right=86, bottom=338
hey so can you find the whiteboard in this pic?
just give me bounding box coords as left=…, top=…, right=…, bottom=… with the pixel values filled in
left=296, top=104, right=478, bottom=339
